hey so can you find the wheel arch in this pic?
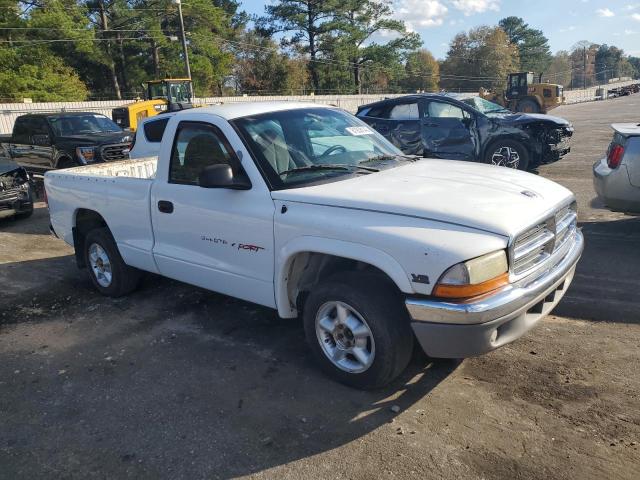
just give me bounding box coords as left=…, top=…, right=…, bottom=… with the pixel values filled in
left=72, top=208, right=110, bottom=268
left=276, top=237, right=413, bottom=319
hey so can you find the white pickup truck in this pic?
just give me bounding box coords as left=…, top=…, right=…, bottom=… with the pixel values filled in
left=45, top=102, right=583, bottom=389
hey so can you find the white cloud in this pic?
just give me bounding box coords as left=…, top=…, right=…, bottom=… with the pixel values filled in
left=393, top=0, right=448, bottom=30
left=450, top=0, right=500, bottom=16
left=633, top=12, right=640, bottom=20
left=596, top=8, right=615, bottom=17
left=559, top=25, right=577, bottom=32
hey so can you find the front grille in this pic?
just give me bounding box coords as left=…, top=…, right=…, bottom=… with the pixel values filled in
left=101, top=143, right=130, bottom=162
left=512, top=202, right=577, bottom=277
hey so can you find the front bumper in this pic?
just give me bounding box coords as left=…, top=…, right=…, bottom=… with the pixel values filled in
left=405, top=230, right=584, bottom=358
left=0, top=189, right=33, bottom=219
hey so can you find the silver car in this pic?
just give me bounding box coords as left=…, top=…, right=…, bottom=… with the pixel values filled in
left=593, top=124, right=640, bottom=212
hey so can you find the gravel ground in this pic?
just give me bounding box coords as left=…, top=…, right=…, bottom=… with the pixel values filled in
left=1, top=96, right=639, bottom=479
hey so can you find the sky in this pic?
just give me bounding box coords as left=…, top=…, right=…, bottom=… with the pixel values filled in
left=240, top=0, right=640, bottom=59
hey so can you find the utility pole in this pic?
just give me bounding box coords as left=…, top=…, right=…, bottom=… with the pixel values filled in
left=173, top=0, right=192, bottom=97
left=583, top=46, right=587, bottom=89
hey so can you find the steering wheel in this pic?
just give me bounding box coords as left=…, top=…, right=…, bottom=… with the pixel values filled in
left=319, top=144, right=347, bottom=159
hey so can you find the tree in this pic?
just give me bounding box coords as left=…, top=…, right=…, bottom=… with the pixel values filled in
left=402, top=49, right=439, bottom=92
left=569, top=41, right=598, bottom=88
left=544, top=51, right=572, bottom=86
left=629, top=57, right=640, bottom=78
left=498, top=16, right=551, bottom=74
left=232, top=31, right=297, bottom=94
left=595, top=44, right=636, bottom=83
left=329, top=0, right=421, bottom=93
left=256, top=0, right=338, bottom=92
left=440, top=26, right=519, bottom=91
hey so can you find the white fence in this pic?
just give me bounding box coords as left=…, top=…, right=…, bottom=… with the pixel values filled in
left=1, top=81, right=637, bottom=134
left=0, top=94, right=403, bottom=134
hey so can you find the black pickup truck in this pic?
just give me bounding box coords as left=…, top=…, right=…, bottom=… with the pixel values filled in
left=0, top=112, right=132, bottom=172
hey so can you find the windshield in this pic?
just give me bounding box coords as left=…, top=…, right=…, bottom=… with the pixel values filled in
left=460, top=96, right=511, bottom=115
left=232, top=108, right=406, bottom=188
left=148, top=82, right=191, bottom=103
left=49, top=114, right=122, bottom=136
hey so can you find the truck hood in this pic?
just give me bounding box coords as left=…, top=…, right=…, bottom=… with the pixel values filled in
left=272, top=159, right=574, bottom=237
left=57, top=131, right=132, bottom=146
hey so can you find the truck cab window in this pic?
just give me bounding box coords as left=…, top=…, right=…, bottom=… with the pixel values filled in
left=169, top=124, right=235, bottom=185
left=12, top=118, right=30, bottom=144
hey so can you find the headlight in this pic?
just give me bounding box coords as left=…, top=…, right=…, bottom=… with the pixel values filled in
left=76, top=147, right=95, bottom=164
left=433, top=250, right=509, bottom=299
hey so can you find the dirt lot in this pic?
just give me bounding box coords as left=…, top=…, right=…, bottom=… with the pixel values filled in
left=1, top=96, right=639, bottom=479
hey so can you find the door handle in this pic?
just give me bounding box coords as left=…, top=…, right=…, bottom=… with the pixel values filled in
left=157, top=200, right=174, bottom=214
left=422, top=122, right=439, bottom=127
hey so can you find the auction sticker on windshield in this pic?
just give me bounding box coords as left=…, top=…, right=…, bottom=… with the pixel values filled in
left=346, top=126, right=374, bottom=136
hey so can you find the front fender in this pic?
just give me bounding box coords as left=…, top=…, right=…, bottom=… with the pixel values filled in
left=275, top=235, right=413, bottom=318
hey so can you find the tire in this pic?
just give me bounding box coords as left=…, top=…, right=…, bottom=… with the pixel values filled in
left=303, top=272, right=414, bottom=389
left=15, top=207, right=33, bottom=220
left=84, top=227, right=142, bottom=297
left=516, top=98, right=540, bottom=114
left=485, top=139, right=530, bottom=171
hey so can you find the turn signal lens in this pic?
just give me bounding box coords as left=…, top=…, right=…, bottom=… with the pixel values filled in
left=433, top=251, right=509, bottom=299
left=607, top=145, right=624, bottom=169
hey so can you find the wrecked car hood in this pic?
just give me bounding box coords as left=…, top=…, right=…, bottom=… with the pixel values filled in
left=272, top=159, right=574, bottom=238
left=0, top=158, right=22, bottom=175
left=490, top=112, right=572, bottom=128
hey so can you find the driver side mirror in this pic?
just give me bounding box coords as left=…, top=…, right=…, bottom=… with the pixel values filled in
left=32, top=134, right=51, bottom=146
left=198, top=164, right=251, bottom=190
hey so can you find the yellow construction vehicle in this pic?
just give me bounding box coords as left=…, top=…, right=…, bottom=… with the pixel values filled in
left=111, top=78, right=193, bottom=131
left=480, top=72, right=565, bottom=114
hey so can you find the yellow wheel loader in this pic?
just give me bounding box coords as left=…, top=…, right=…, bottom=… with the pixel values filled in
left=112, top=79, right=193, bottom=131
left=480, top=72, right=565, bottom=114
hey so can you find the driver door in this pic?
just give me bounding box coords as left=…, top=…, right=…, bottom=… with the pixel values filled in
left=150, top=120, right=276, bottom=308
left=420, top=100, right=478, bottom=161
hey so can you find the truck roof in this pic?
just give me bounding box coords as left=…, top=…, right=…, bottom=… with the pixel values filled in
left=17, top=112, right=109, bottom=119
left=190, top=101, right=334, bottom=120
left=612, top=123, right=640, bottom=136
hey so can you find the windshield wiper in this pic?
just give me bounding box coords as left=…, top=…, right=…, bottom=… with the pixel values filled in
left=360, top=154, right=419, bottom=165
left=279, top=164, right=379, bottom=176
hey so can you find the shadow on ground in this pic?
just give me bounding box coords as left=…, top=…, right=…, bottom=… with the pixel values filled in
left=554, top=216, right=640, bottom=323
left=0, top=251, right=459, bottom=479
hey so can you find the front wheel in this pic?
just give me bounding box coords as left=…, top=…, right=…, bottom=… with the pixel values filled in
left=516, top=98, right=540, bottom=113
left=303, top=273, right=414, bottom=389
left=84, top=227, right=142, bottom=297
left=485, top=140, right=530, bottom=171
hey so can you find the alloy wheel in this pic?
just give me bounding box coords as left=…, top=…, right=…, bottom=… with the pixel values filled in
left=315, top=301, right=375, bottom=373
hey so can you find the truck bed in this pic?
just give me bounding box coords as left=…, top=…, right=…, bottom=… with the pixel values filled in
left=45, top=157, right=160, bottom=274
left=47, top=157, right=157, bottom=179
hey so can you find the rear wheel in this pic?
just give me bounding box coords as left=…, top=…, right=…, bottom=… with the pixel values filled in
left=516, top=98, right=540, bottom=113
left=303, top=272, right=413, bottom=389
left=485, top=140, right=530, bottom=171
left=84, top=227, right=141, bottom=297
